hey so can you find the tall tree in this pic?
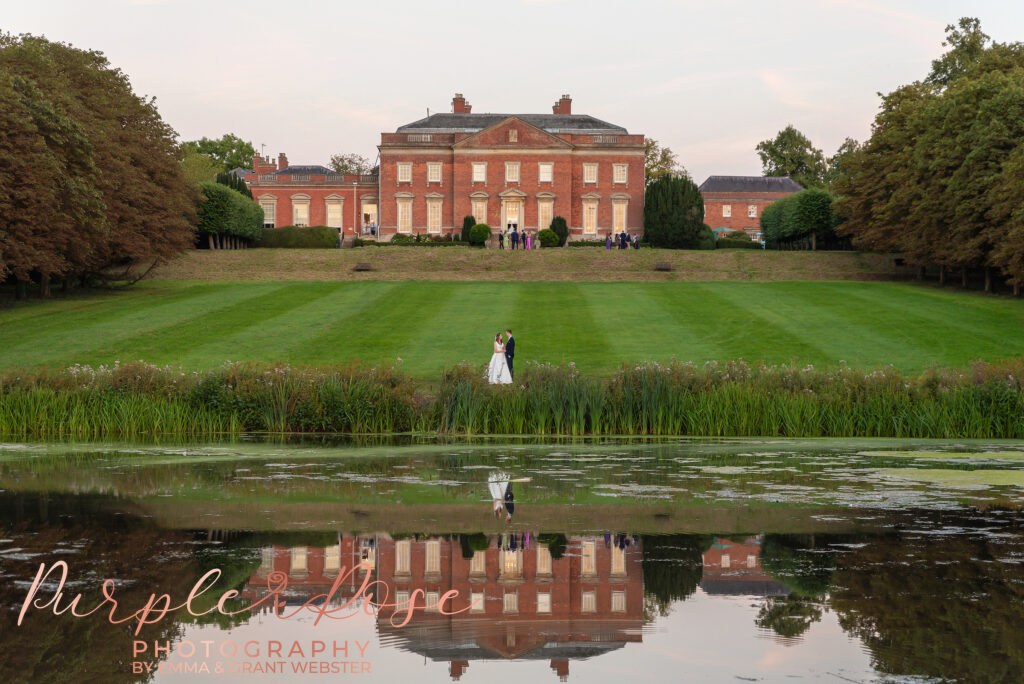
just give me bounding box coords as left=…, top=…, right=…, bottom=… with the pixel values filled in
left=823, top=137, right=861, bottom=190
left=644, top=138, right=687, bottom=185
left=0, top=72, right=106, bottom=295
left=755, top=125, right=826, bottom=189
left=181, top=133, right=256, bottom=171
left=329, top=153, right=372, bottom=175
left=926, top=17, right=990, bottom=87
left=643, top=174, right=704, bottom=248
left=181, top=149, right=222, bottom=184
left=1, top=32, right=197, bottom=287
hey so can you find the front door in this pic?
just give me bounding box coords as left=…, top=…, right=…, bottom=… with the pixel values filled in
left=502, top=199, right=521, bottom=232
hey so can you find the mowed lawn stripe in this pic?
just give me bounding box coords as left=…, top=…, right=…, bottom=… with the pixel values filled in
left=197, top=282, right=399, bottom=367
left=291, top=282, right=455, bottom=367
left=392, top=283, right=517, bottom=377
left=0, top=282, right=276, bottom=369
left=648, top=283, right=826, bottom=364
left=510, top=282, right=611, bottom=373
left=817, top=282, right=1024, bottom=362
left=715, top=282, right=916, bottom=367
left=583, top=283, right=719, bottom=367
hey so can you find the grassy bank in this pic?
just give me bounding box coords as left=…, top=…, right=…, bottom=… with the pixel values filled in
left=2, top=359, right=1023, bottom=439
left=147, top=247, right=902, bottom=282
left=2, top=281, right=1023, bottom=375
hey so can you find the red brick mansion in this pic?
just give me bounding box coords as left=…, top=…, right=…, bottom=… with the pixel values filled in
left=246, top=93, right=646, bottom=241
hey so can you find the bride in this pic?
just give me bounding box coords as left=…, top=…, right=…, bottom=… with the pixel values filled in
left=487, top=332, right=512, bottom=385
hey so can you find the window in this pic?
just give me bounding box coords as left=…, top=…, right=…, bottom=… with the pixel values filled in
left=260, top=201, right=276, bottom=228
left=361, top=202, right=378, bottom=230
left=397, top=162, right=412, bottom=183
left=537, top=545, right=552, bottom=574
left=613, top=201, right=627, bottom=232
left=324, top=545, right=341, bottom=573
left=258, top=547, right=274, bottom=576
left=505, top=162, right=520, bottom=183
left=582, top=541, right=596, bottom=575
left=583, top=200, right=598, bottom=235
left=611, top=546, right=625, bottom=575
left=722, top=204, right=731, bottom=218
left=748, top=205, right=757, bottom=218
left=470, top=592, right=485, bottom=613
left=611, top=590, right=626, bottom=613
left=502, top=549, right=520, bottom=576
left=470, top=550, right=486, bottom=574
left=427, top=162, right=441, bottom=183
left=583, top=163, right=598, bottom=184
left=396, top=540, right=411, bottom=573
left=503, top=592, right=518, bottom=613
left=425, top=540, right=441, bottom=572
left=326, top=199, right=343, bottom=229
left=292, top=197, right=310, bottom=227
left=397, top=198, right=412, bottom=234
left=747, top=554, right=757, bottom=569
left=395, top=591, right=410, bottom=609
left=581, top=591, right=596, bottom=613
left=613, top=164, right=628, bottom=184
left=538, top=200, right=553, bottom=231
left=721, top=554, right=730, bottom=569
left=290, top=547, right=307, bottom=574
left=425, top=591, right=439, bottom=612
left=537, top=592, right=551, bottom=614
left=472, top=162, right=487, bottom=183
left=538, top=162, right=553, bottom=183
left=472, top=198, right=487, bottom=225
left=427, top=199, right=442, bottom=234
left=508, top=129, right=518, bottom=143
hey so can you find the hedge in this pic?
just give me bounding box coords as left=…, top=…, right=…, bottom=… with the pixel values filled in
left=717, top=239, right=763, bottom=249
left=538, top=229, right=560, bottom=248
left=198, top=182, right=263, bottom=240
left=256, top=225, right=338, bottom=248
left=469, top=224, right=491, bottom=246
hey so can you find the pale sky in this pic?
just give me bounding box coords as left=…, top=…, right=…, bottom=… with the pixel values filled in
left=4, top=0, right=1024, bottom=182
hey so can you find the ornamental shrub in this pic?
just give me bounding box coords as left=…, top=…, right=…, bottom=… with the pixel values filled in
left=256, top=225, right=338, bottom=248
left=469, top=223, right=491, bottom=246
left=538, top=229, right=560, bottom=248
left=724, top=230, right=752, bottom=241
left=198, top=181, right=263, bottom=241
left=643, top=175, right=705, bottom=248
left=694, top=224, right=716, bottom=250
left=550, top=216, right=569, bottom=246
left=462, top=215, right=476, bottom=243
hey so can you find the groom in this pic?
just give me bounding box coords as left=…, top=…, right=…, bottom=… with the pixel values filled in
left=504, top=328, right=515, bottom=379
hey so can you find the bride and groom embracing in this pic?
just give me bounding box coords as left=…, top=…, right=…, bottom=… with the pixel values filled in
left=487, top=329, right=515, bottom=385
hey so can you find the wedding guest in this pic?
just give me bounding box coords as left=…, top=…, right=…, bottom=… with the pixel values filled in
left=498, top=231, right=505, bottom=249
left=511, top=227, right=519, bottom=250
left=606, top=234, right=612, bottom=249
left=526, top=231, right=532, bottom=250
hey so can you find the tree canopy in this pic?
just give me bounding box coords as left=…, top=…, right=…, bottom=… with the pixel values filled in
left=329, top=152, right=373, bottom=175
left=644, top=138, right=687, bottom=185
left=835, top=17, right=1024, bottom=289
left=756, top=125, right=826, bottom=189
left=181, top=133, right=256, bottom=171
left=0, top=32, right=196, bottom=294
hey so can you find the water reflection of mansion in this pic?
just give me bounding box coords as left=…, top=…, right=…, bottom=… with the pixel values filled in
left=701, top=535, right=789, bottom=597
left=241, top=534, right=786, bottom=680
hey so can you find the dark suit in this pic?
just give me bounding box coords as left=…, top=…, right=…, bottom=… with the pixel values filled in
left=504, top=336, right=515, bottom=379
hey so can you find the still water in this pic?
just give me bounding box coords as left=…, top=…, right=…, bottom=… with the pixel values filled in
left=2, top=437, right=1024, bottom=683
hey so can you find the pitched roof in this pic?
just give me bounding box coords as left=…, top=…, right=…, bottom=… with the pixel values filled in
left=698, top=176, right=804, bottom=193
left=274, top=164, right=334, bottom=175
left=396, top=112, right=627, bottom=134
left=228, top=167, right=251, bottom=179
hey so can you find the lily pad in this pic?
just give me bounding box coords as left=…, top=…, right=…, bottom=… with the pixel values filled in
left=860, top=450, right=1024, bottom=461
left=879, top=468, right=1024, bottom=489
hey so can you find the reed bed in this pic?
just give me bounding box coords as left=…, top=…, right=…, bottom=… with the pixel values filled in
left=1, top=358, right=1023, bottom=438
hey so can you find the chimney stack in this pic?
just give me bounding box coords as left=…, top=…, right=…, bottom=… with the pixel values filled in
left=278, top=153, right=288, bottom=170
left=452, top=93, right=472, bottom=114
left=552, top=94, right=572, bottom=115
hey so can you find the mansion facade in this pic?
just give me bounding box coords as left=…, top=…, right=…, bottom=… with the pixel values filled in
left=246, top=93, right=646, bottom=241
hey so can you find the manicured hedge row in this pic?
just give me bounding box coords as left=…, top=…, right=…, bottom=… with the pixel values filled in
left=256, top=226, right=338, bottom=248
left=198, top=182, right=263, bottom=240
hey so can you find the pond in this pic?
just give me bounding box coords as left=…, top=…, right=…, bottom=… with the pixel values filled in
left=2, top=437, right=1024, bottom=683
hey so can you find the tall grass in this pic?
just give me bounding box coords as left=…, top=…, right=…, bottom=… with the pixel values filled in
left=2, top=358, right=1023, bottom=438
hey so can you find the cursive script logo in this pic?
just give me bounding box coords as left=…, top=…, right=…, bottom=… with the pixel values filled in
left=18, top=560, right=474, bottom=635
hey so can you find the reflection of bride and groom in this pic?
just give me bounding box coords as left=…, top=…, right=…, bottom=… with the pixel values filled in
left=486, top=328, right=515, bottom=385
left=488, top=471, right=516, bottom=521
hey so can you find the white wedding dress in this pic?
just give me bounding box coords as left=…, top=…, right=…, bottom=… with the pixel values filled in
left=487, top=342, right=512, bottom=384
